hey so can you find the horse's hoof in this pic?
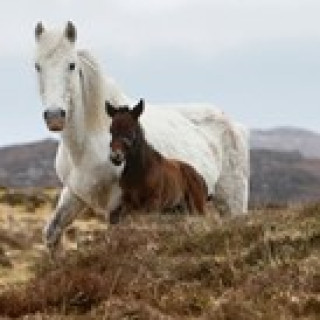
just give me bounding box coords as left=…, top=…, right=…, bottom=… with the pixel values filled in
left=45, top=244, right=57, bottom=260
left=46, top=240, right=63, bottom=260
left=109, top=211, right=121, bottom=225
left=43, top=230, right=60, bottom=258
left=109, top=206, right=124, bottom=225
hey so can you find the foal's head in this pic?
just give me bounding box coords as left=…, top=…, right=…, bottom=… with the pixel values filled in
left=106, top=99, right=144, bottom=166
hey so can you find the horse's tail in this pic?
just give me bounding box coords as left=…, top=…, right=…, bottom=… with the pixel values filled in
left=179, top=162, right=207, bottom=214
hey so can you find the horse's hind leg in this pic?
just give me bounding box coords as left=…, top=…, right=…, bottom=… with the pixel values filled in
left=214, top=122, right=249, bottom=215
left=215, top=170, right=249, bottom=215
left=44, top=187, right=86, bottom=253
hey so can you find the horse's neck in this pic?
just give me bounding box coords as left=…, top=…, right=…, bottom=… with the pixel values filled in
left=123, top=147, right=149, bottom=185
left=61, top=51, right=131, bottom=164
left=61, top=73, right=106, bottom=163
left=61, top=86, right=86, bottom=163
left=61, top=57, right=109, bottom=163
left=122, top=137, right=159, bottom=186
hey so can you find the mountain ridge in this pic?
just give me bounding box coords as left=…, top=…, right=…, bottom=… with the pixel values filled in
left=251, top=126, right=320, bottom=158
left=1, top=126, right=320, bottom=205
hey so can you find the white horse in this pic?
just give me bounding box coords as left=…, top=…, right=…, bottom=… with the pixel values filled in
left=34, top=21, right=249, bottom=251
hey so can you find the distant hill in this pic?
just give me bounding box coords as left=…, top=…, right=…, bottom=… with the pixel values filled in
left=251, top=127, right=320, bottom=158
left=250, top=149, right=320, bottom=206
left=0, top=139, right=59, bottom=188
left=1, top=133, right=320, bottom=205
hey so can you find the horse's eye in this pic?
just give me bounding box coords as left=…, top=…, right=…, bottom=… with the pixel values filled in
left=69, top=63, right=76, bottom=71
left=35, top=63, right=41, bottom=72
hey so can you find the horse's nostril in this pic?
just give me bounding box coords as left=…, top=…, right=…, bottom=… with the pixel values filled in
left=43, top=110, right=48, bottom=120
left=110, top=150, right=123, bottom=162
left=60, top=110, right=66, bottom=118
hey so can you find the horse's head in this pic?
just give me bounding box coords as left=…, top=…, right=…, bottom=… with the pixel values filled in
left=106, top=99, right=144, bottom=166
left=34, top=21, right=80, bottom=132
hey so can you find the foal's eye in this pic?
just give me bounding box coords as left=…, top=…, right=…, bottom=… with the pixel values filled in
left=69, top=63, right=76, bottom=71
left=35, top=63, right=41, bottom=72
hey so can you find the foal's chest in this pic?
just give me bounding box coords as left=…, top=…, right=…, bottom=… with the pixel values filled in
left=122, top=186, right=147, bottom=209
left=120, top=176, right=151, bottom=209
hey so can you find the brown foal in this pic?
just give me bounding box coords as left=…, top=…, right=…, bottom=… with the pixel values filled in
left=106, top=99, right=207, bottom=220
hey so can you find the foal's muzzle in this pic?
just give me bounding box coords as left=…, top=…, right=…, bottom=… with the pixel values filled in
left=110, top=150, right=125, bottom=166
left=43, top=108, right=66, bottom=132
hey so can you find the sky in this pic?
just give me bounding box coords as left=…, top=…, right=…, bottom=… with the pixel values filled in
left=0, top=0, right=319, bottom=146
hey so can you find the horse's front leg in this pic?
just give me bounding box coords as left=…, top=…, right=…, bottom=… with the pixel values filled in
left=44, top=187, right=86, bottom=253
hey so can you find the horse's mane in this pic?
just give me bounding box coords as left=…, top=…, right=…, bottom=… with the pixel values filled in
left=77, top=50, right=105, bottom=131
left=77, top=50, right=130, bottom=131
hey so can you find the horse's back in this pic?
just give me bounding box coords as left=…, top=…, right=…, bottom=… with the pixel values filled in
left=140, top=105, right=220, bottom=195
left=175, top=104, right=250, bottom=214
left=158, top=158, right=206, bottom=214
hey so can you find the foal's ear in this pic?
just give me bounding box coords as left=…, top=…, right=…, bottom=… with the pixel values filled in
left=131, top=99, right=144, bottom=119
left=105, top=101, right=117, bottom=118
left=35, top=22, right=45, bottom=40
left=65, top=21, right=77, bottom=43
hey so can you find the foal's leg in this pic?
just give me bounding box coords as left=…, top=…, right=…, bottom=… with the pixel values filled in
left=179, top=163, right=206, bottom=215
left=145, top=190, right=162, bottom=213
left=44, top=187, right=86, bottom=253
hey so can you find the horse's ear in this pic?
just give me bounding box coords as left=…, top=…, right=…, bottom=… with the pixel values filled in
left=35, top=22, right=45, bottom=40
left=132, top=99, right=144, bottom=119
left=65, top=21, right=77, bottom=43
left=105, top=101, right=117, bottom=118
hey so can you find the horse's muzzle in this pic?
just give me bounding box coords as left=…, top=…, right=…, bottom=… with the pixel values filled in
left=43, top=108, right=66, bottom=132
left=110, top=150, right=124, bottom=166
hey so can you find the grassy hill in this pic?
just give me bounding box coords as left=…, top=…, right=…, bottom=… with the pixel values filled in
left=0, top=195, right=319, bottom=319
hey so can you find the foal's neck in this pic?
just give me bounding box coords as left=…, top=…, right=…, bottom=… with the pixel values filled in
left=122, top=129, right=160, bottom=185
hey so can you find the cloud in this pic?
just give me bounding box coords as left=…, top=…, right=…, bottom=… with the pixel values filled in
left=0, top=0, right=319, bottom=145
left=0, top=0, right=319, bottom=59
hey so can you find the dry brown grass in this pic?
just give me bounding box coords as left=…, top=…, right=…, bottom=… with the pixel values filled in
left=0, top=200, right=319, bottom=319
